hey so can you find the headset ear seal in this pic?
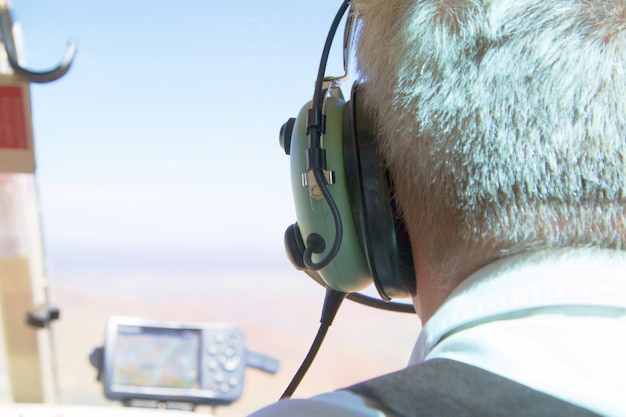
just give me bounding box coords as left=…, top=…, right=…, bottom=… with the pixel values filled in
left=342, top=83, right=416, bottom=299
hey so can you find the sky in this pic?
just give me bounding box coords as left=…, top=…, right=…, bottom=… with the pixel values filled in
left=11, top=0, right=350, bottom=269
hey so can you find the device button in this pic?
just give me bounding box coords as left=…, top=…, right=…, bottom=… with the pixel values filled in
left=228, top=376, right=239, bottom=387
left=222, top=356, right=241, bottom=372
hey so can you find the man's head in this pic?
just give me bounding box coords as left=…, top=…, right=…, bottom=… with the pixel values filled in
left=353, top=0, right=626, bottom=315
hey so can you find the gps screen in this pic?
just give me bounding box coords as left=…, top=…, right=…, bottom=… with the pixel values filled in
left=111, top=325, right=201, bottom=391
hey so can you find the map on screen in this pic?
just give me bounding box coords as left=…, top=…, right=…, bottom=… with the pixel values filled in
left=112, top=325, right=200, bottom=390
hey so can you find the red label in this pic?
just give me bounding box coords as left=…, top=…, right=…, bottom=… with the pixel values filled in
left=0, top=86, right=29, bottom=150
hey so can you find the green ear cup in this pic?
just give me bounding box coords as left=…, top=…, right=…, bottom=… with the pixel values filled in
left=288, top=93, right=373, bottom=293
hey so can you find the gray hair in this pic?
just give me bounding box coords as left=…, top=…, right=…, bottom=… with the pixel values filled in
left=353, top=0, right=626, bottom=286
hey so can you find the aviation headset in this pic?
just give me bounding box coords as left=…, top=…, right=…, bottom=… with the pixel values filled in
left=279, top=0, right=416, bottom=305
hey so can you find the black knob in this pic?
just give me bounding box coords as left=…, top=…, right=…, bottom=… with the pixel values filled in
left=27, top=305, right=60, bottom=328
left=284, top=223, right=306, bottom=270
left=279, top=118, right=296, bottom=155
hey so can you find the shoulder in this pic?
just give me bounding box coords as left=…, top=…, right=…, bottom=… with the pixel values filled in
left=247, top=390, right=386, bottom=417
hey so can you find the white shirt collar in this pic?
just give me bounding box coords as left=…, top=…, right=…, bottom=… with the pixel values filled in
left=410, top=247, right=626, bottom=364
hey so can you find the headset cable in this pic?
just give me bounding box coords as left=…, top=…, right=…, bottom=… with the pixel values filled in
left=280, top=288, right=347, bottom=400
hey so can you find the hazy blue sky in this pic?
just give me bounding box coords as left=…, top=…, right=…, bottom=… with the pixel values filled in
left=11, top=0, right=349, bottom=269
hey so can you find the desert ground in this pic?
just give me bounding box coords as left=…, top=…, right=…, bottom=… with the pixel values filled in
left=50, top=262, right=420, bottom=417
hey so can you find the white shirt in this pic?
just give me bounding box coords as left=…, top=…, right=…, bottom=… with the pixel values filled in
left=249, top=248, right=626, bottom=417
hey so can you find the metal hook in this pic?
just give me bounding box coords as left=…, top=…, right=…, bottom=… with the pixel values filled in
left=0, top=4, right=76, bottom=83
left=323, top=3, right=357, bottom=85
